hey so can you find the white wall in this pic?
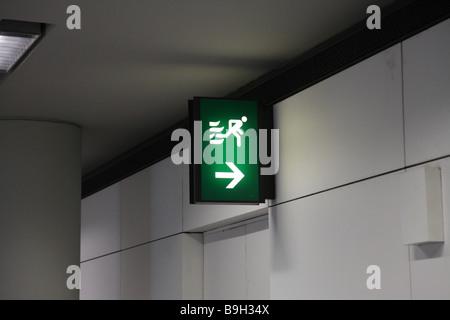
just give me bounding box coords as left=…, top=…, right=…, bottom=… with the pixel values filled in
left=402, top=23, right=450, bottom=298
left=204, top=218, right=270, bottom=300
left=403, top=19, right=450, bottom=165
left=81, top=183, right=121, bottom=261
left=408, top=158, right=450, bottom=300
left=80, top=156, right=269, bottom=299
left=204, top=226, right=246, bottom=299
left=271, top=19, right=450, bottom=300
left=121, top=159, right=183, bottom=249
left=80, top=184, right=122, bottom=300
left=246, top=219, right=271, bottom=299
left=81, top=253, right=121, bottom=300
left=81, top=156, right=268, bottom=300
left=121, top=233, right=203, bottom=300
left=271, top=172, right=411, bottom=299
left=274, top=44, right=404, bottom=204
left=81, top=158, right=204, bottom=300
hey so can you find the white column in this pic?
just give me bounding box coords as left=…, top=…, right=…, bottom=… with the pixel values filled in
left=0, top=120, right=81, bottom=299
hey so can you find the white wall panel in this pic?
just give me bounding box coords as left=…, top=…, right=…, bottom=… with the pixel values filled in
left=120, top=242, right=152, bottom=300
left=273, top=45, right=404, bottom=204
left=182, top=164, right=268, bottom=232
left=411, top=256, right=450, bottom=300
left=404, top=20, right=450, bottom=165
left=121, top=236, right=181, bottom=299
left=146, top=235, right=183, bottom=300
left=181, top=234, right=204, bottom=299
left=80, top=253, right=121, bottom=300
left=121, top=234, right=203, bottom=300
left=204, top=226, right=247, bottom=300
left=270, top=172, right=411, bottom=300
left=246, top=219, right=270, bottom=299
left=81, top=183, right=121, bottom=261
left=204, top=219, right=270, bottom=300
left=121, top=158, right=182, bottom=249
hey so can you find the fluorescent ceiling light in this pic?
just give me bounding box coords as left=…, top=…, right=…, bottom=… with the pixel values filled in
left=0, top=34, right=39, bottom=72
left=0, top=20, right=42, bottom=73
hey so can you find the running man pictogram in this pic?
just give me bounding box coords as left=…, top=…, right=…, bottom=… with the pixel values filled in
left=209, top=116, right=247, bottom=147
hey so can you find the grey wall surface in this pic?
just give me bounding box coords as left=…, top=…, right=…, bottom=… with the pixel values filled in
left=0, top=120, right=81, bottom=299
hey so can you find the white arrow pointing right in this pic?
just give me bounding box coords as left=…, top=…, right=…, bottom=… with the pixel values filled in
left=215, top=162, right=245, bottom=189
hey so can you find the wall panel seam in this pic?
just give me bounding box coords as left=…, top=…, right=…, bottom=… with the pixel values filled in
left=271, top=154, right=450, bottom=208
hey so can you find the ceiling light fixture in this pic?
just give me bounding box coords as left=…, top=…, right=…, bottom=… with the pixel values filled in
left=0, top=19, right=42, bottom=73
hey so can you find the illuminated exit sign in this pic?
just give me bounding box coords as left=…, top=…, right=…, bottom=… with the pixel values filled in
left=188, top=97, right=276, bottom=204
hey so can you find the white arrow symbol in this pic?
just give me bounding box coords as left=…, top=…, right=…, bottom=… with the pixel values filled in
left=215, top=162, right=245, bottom=189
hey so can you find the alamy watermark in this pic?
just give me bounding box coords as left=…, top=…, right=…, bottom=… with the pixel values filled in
left=366, top=265, right=381, bottom=290
left=171, top=121, right=279, bottom=176
left=66, top=265, right=81, bottom=290
left=67, top=5, right=81, bottom=30
left=367, top=5, right=381, bottom=30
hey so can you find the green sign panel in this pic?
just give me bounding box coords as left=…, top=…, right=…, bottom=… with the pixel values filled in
left=190, top=97, right=262, bottom=204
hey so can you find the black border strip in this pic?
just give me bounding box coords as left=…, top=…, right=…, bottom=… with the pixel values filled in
left=258, top=104, right=276, bottom=202
left=82, top=0, right=450, bottom=198
left=188, top=99, right=201, bottom=204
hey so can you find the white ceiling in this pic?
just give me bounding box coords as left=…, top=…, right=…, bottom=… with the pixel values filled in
left=0, top=0, right=397, bottom=174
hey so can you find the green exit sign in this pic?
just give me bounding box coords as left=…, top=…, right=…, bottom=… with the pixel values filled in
left=189, top=97, right=274, bottom=204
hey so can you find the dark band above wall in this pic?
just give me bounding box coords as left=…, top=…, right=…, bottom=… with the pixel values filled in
left=82, top=0, right=450, bottom=199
